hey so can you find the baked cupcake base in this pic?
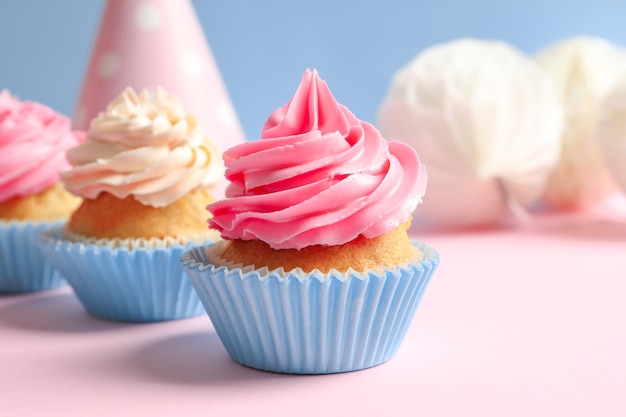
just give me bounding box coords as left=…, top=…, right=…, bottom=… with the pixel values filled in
left=66, top=189, right=215, bottom=240
left=181, top=240, right=440, bottom=374
left=0, top=220, right=67, bottom=293
left=39, top=228, right=211, bottom=322
left=0, top=182, right=81, bottom=221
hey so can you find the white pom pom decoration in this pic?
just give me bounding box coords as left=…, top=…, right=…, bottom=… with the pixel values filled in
left=536, top=37, right=626, bottom=210
left=598, top=78, right=626, bottom=190
left=378, top=38, right=563, bottom=228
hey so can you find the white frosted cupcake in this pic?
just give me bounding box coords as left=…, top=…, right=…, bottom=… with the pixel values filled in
left=0, top=90, right=83, bottom=293
left=182, top=70, right=440, bottom=374
left=39, top=87, right=223, bottom=321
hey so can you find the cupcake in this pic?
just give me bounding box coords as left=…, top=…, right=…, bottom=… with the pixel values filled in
left=0, top=90, right=83, bottom=293
left=182, top=69, right=440, bottom=374
left=39, top=87, right=223, bottom=322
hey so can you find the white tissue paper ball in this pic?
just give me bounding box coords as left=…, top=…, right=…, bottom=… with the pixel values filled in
left=598, top=77, right=626, bottom=190
left=378, top=38, right=563, bottom=228
left=536, top=37, right=626, bottom=209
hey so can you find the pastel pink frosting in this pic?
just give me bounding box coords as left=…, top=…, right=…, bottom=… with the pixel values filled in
left=0, top=90, right=83, bottom=202
left=208, top=69, right=427, bottom=250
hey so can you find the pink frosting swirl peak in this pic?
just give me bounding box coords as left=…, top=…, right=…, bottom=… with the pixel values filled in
left=0, top=90, right=83, bottom=202
left=208, top=69, right=427, bottom=250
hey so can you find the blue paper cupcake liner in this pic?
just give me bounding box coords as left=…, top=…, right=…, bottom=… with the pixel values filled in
left=0, top=220, right=67, bottom=293
left=181, top=240, right=440, bottom=374
left=38, top=228, right=210, bottom=322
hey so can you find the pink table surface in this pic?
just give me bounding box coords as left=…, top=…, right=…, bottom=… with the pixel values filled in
left=1, top=215, right=625, bottom=416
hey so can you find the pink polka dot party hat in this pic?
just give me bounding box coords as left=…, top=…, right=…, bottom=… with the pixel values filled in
left=73, top=0, right=245, bottom=171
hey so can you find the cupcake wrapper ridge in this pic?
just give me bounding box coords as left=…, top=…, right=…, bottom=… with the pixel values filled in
left=39, top=228, right=209, bottom=322
left=181, top=240, right=440, bottom=374
left=0, top=220, right=67, bottom=293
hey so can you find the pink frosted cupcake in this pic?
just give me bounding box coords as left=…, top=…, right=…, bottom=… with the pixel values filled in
left=0, top=90, right=83, bottom=293
left=182, top=70, right=440, bottom=374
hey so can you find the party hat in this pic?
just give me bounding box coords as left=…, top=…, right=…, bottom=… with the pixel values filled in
left=73, top=0, right=246, bottom=159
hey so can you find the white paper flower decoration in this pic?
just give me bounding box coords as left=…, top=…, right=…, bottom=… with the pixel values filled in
left=536, top=37, right=626, bottom=210
left=378, top=38, right=563, bottom=228
left=598, top=77, right=626, bottom=190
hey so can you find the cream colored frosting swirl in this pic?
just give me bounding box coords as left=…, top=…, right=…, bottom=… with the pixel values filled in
left=61, top=87, right=222, bottom=207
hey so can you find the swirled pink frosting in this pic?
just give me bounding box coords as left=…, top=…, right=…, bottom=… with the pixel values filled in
left=0, top=90, right=83, bottom=202
left=61, top=87, right=223, bottom=208
left=208, top=69, right=427, bottom=250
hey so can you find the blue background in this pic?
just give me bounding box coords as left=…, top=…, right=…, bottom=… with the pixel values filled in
left=1, top=0, right=625, bottom=140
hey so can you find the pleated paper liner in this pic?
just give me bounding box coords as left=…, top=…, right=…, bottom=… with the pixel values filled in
left=38, top=227, right=216, bottom=322
left=181, top=240, right=440, bottom=374
left=0, top=220, right=67, bottom=293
